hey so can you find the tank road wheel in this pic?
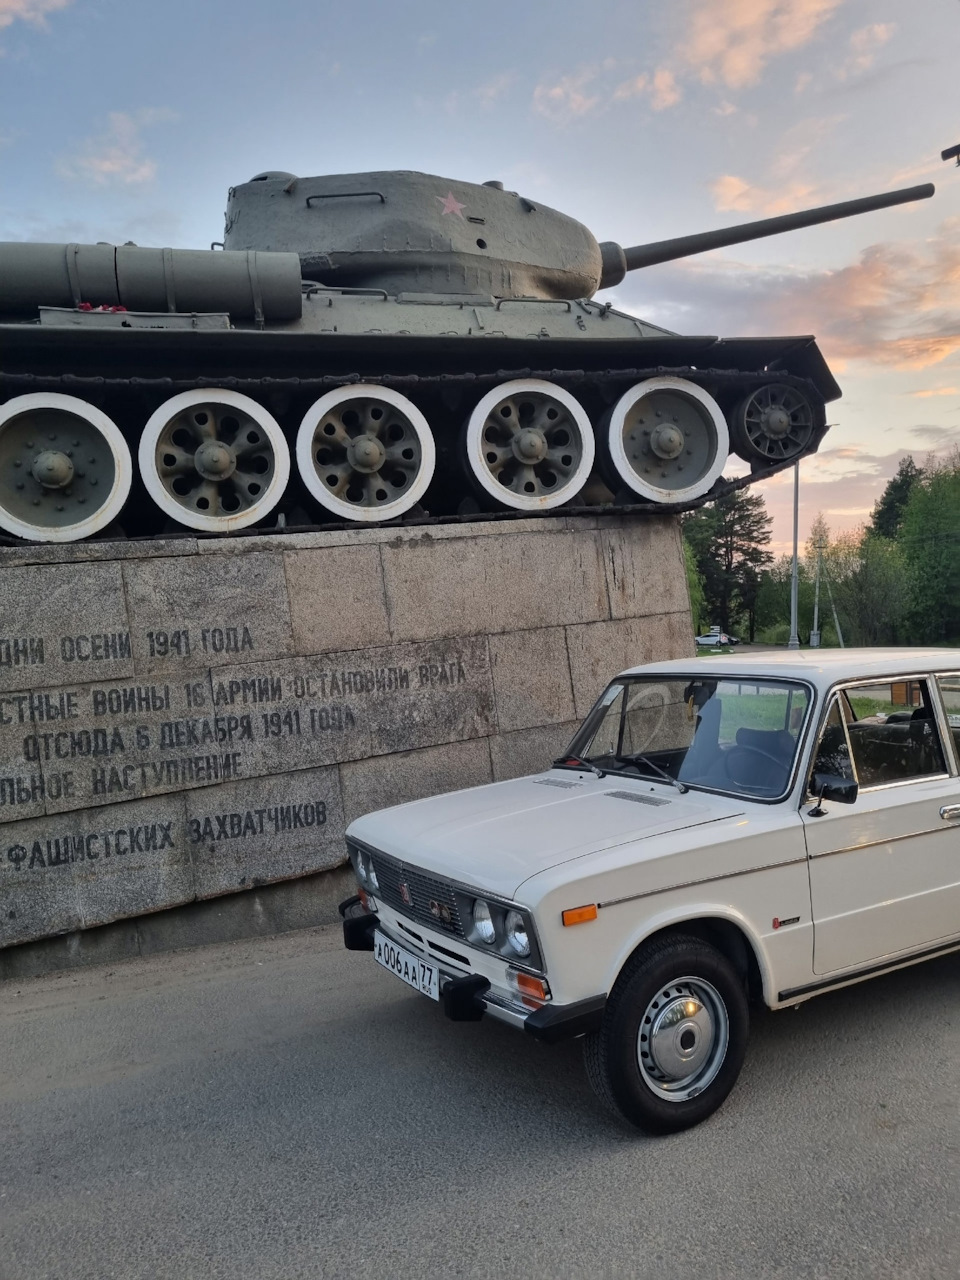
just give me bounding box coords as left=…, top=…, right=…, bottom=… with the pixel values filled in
left=602, top=377, right=728, bottom=505
left=0, top=394, right=132, bottom=543
left=296, top=385, right=435, bottom=522
left=139, top=390, right=290, bottom=533
left=730, top=383, right=815, bottom=465
left=583, top=934, right=749, bottom=1134
left=465, top=379, right=594, bottom=511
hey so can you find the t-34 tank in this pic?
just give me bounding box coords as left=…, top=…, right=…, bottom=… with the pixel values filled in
left=0, top=171, right=934, bottom=541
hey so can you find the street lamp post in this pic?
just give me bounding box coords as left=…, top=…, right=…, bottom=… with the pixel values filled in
left=788, top=461, right=800, bottom=650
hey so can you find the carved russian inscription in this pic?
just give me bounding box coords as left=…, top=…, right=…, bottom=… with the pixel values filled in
left=0, top=635, right=494, bottom=823
left=0, top=563, right=133, bottom=694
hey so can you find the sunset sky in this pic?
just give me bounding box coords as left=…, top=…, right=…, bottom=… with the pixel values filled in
left=1, top=0, right=958, bottom=552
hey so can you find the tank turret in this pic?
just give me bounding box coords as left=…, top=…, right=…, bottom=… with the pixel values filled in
left=0, top=170, right=934, bottom=542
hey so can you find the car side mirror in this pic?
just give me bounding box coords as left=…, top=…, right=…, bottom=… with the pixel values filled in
left=807, top=772, right=859, bottom=815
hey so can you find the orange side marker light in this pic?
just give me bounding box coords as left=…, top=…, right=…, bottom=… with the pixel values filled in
left=516, top=973, right=549, bottom=1002
left=562, top=903, right=598, bottom=927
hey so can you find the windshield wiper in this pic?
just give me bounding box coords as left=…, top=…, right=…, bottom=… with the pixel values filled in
left=616, top=753, right=688, bottom=794
left=553, top=754, right=606, bottom=779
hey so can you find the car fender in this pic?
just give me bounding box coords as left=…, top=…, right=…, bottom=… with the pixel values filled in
left=597, top=898, right=777, bottom=1008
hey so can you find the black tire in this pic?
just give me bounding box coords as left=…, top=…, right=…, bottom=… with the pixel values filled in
left=583, top=933, right=749, bottom=1134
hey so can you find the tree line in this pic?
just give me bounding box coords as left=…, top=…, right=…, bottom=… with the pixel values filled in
left=682, top=449, right=960, bottom=646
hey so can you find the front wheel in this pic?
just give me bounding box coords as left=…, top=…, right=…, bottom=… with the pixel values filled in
left=584, top=934, right=749, bottom=1134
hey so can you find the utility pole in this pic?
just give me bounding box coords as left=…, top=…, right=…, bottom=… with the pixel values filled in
left=824, top=568, right=845, bottom=648
left=810, top=539, right=822, bottom=648
left=788, top=461, right=801, bottom=649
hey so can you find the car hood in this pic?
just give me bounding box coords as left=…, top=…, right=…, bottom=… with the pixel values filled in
left=347, top=770, right=746, bottom=899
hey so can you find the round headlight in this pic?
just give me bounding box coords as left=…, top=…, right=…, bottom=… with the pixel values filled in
left=368, top=862, right=380, bottom=892
left=505, top=909, right=530, bottom=957
left=355, top=853, right=368, bottom=883
left=473, top=899, right=496, bottom=944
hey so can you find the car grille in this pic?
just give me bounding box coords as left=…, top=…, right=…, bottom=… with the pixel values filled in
left=369, top=850, right=465, bottom=938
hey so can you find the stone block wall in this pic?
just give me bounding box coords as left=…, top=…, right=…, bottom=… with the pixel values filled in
left=0, top=513, right=693, bottom=949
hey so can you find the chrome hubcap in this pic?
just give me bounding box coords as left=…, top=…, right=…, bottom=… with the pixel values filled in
left=637, top=976, right=729, bottom=1102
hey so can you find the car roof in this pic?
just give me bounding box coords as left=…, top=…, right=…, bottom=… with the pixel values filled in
left=619, top=647, right=960, bottom=690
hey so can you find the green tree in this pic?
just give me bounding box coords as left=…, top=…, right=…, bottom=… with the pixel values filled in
left=868, top=455, right=922, bottom=539
left=900, top=450, right=960, bottom=643
left=683, top=489, right=774, bottom=640
left=682, top=536, right=708, bottom=634
left=828, top=528, right=909, bottom=646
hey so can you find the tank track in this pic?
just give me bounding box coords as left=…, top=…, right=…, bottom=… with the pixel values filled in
left=0, top=362, right=828, bottom=546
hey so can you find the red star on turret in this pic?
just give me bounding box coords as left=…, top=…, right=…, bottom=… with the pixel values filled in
left=437, top=192, right=466, bottom=218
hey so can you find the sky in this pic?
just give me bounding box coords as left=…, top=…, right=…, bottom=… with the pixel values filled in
left=1, top=0, right=958, bottom=553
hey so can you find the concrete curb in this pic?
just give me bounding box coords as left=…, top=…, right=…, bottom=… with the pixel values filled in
left=0, top=863, right=355, bottom=983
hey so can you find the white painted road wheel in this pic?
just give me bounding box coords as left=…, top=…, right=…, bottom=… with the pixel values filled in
left=296, top=385, right=435, bottom=522
left=139, top=390, right=290, bottom=533
left=465, top=379, right=594, bottom=511
left=0, top=394, right=132, bottom=542
left=605, top=377, right=728, bottom=504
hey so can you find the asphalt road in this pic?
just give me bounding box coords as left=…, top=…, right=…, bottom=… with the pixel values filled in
left=1, top=924, right=958, bottom=1280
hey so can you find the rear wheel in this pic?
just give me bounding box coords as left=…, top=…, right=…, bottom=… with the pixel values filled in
left=584, top=933, right=748, bottom=1133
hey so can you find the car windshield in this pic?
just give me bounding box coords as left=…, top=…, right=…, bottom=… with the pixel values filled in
left=564, top=675, right=811, bottom=801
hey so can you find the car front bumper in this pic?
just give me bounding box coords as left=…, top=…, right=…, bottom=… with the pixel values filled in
left=340, top=899, right=605, bottom=1044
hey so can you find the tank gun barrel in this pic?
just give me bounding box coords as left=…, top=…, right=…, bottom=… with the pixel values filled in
left=597, top=182, right=934, bottom=288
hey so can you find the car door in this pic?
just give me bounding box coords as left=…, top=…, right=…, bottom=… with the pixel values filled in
left=801, top=675, right=960, bottom=975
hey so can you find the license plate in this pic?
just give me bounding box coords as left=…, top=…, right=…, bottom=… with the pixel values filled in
left=373, top=931, right=440, bottom=1001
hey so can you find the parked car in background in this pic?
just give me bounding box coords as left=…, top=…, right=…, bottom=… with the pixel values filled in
left=342, top=650, right=960, bottom=1134
left=695, top=626, right=740, bottom=647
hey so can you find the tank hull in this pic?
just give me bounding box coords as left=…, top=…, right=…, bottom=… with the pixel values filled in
left=0, top=297, right=833, bottom=541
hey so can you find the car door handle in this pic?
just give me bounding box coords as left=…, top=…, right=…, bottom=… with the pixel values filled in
left=941, top=805, right=960, bottom=821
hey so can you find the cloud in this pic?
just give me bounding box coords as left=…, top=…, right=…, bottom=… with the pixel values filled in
left=649, top=67, right=681, bottom=111
left=760, top=437, right=960, bottom=550
left=622, top=217, right=960, bottom=374
left=535, top=58, right=681, bottom=124
left=682, top=0, right=844, bottom=90
left=0, top=0, right=70, bottom=29
left=709, top=173, right=819, bottom=215
left=840, top=22, right=895, bottom=78
left=910, top=388, right=960, bottom=399
left=529, top=66, right=604, bottom=122
left=476, top=72, right=515, bottom=108
left=612, top=66, right=682, bottom=112
left=905, top=424, right=960, bottom=442
left=57, top=108, right=176, bottom=187
left=708, top=116, right=842, bottom=213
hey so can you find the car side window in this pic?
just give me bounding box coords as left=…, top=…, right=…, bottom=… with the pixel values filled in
left=809, top=698, right=855, bottom=788
left=935, top=675, right=960, bottom=763
left=843, top=679, right=946, bottom=788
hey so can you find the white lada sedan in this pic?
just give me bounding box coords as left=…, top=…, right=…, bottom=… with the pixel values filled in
left=341, top=650, right=960, bottom=1133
